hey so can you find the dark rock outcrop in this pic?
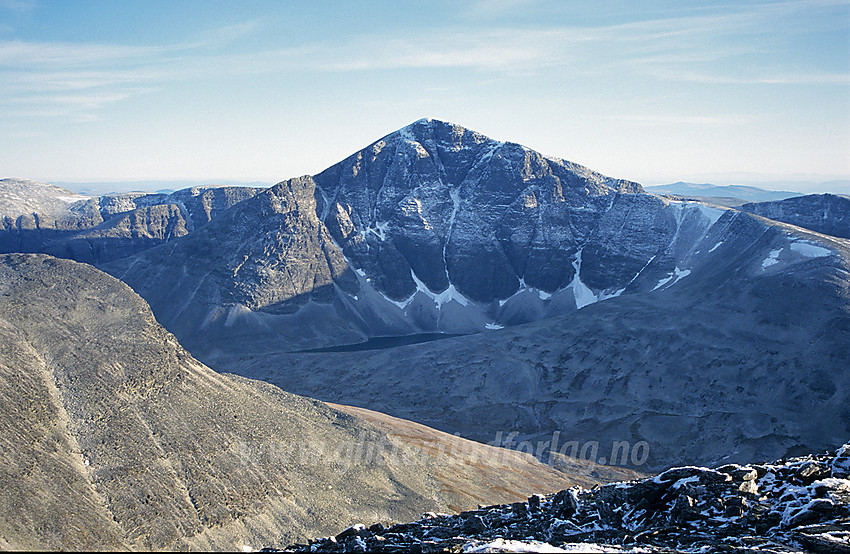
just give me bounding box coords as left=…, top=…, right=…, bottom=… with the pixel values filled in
left=314, top=118, right=645, bottom=304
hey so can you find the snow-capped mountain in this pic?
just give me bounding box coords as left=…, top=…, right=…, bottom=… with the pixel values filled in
left=107, top=119, right=761, bottom=351
left=6, top=120, right=850, bottom=473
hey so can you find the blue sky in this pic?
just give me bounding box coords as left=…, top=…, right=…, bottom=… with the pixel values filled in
left=1, top=0, right=848, bottom=189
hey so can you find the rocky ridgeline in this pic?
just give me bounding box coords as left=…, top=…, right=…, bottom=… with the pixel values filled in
left=741, top=193, right=850, bottom=240
left=0, top=178, right=261, bottom=264
left=281, top=444, right=850, bottom=553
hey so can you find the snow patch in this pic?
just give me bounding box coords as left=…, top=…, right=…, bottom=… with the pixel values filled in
left=56, top=195, right=88, bottom=203
left=670, top=267, right=691, bottom=285
left=652, top=267, right=690, bottom=290
left=598, top=287, right=625, bottom=301
left=464, top=538, right=615, bottom=553
left=368, top=221, right=389, bottom=241
left=708, top=241, right=723, bottom=253
left=762, top=249, right=782, bottom=268
left=790, top=241, right=831, bottom=258
left=652, top=273, right=674, bottom=291
left=694, top=203, right=725, bottom=226
left=410, top=269, right=471, bottom=308
left=485, top=322, right=504, bottom=330
left=568, top=249, right=598, bottom=309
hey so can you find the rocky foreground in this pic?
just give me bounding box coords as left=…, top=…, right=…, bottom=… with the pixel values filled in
left=281, top=444, right=850, bottom=553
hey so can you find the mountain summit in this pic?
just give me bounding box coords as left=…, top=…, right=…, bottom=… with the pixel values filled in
left=315, top=118, right=643, bottom=305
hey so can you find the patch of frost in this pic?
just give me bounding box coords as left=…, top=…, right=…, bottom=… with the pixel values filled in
left=464, top=538, right=615, bottom=553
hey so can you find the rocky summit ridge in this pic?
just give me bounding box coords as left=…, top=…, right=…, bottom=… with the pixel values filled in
left=283, top=444, right=850, bottom=553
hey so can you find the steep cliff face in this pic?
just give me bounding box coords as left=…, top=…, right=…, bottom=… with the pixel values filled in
left=257, top=219, right=850, bottom=471
left=742, top=193, right=850, bottom=239
left=105, top=121, right=738, bottom=356
left=308, top=119, right=738, bottom=333
left=41, top=203, right=191, bottom=263
left=314, top=118, right=646, bottom=304
left=0, top=253, right=586, bottom=551
left=106, top=177, right=371, bottom=356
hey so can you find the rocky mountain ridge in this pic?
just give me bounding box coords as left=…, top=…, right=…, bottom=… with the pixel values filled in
left=284, top=443, right=850, bottom=553
left=741, top=193, right=850, bottom=239
left=0, top=178, right=261, bottom=264
left=106, top=119, right=757, bottom=358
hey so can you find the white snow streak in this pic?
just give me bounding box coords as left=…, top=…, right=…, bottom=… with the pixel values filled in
left=569, top=248, right=598, bottom=309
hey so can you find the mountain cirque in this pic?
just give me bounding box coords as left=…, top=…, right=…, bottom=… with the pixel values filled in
left=0, top=253, right=608, bottom=550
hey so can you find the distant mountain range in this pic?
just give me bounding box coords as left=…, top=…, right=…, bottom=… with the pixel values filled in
left=53, top=179, right=272, bottom=196
left=645, top=182, right=801, bottom=203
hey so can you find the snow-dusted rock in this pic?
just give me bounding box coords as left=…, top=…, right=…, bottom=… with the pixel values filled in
left=281, top=444, right=850, bottom=553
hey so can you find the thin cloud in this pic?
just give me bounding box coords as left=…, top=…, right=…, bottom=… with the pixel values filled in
left=609, top=114, right=757, bottom=126
left=0, top=1, right=846, bottom=125
left=648, top=68, right=850, bottom=85
left=0, top=0, right=36, bottom=12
